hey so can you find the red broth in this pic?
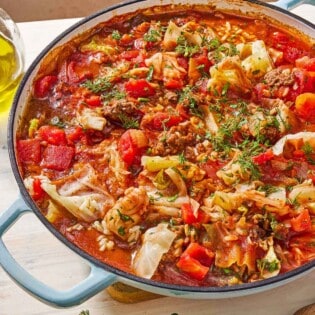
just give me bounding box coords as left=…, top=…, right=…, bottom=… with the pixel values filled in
left=16, top=5, right=315, bottom=286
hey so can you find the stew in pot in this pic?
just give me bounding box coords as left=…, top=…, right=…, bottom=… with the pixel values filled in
left=16, top=4, right=315, bottom=286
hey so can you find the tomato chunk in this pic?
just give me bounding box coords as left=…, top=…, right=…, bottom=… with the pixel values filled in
left=181, top=203, right=208, bottom=224
left=41, top=145, right=74, bottom=171
left=176, top=254, right=209, bottom=281
left=125, top=79, right=155, bottom=98
left=176, top=243, right=214, bottom=281
left=291, top=209, right=312, bottom=232
left=295, top=93, right=315, bottom=121
left=38, top=125, right=67, bottom=146
left=85, top=95, right=102, bottom=107
left=33, top=75, right=58, bottom=99
left=151, top=112, right=183, bottom=130
left=32, top=178, right=45, bottom=201
left=17, top=139, right=41, bottom=164
left=183, top=243, right=214, bottom=266
left=118, top=129, right=147, bottom=166
left=252, top=149, right=274, bottom=165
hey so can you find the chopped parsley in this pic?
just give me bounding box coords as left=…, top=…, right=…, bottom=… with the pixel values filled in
left=112, top=30, right=122, bottom=40
left=257, top=258, right=279, bottom=273
left=178, top=151, right=186, bottom=164
left=117, top=209, right=134, bottom=222
left=175, top=35, right=200, bottom=57
left=118, top=113, right=139, bottom=129
left=82, top=77, right=111, bottom=93
left=143, top=29, right=161, bottom=42
left=147, top=65, right=154, bottom=81
left=179, top=86, right=203, bottom=118
left=167, top=194, right=179, bottom=202
left=79, top=311, right=90, bottom=315
left=118, top=226, right=126, bottom=236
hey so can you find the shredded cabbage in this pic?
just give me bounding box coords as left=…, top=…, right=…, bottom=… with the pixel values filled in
left=133, top=223, right=176, bottom=279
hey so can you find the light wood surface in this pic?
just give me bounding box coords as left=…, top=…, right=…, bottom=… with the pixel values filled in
left=0, top=5, right=315, bottom=315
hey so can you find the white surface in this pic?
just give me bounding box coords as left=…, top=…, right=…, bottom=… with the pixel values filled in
left=0, top=4, right=314, bottom=315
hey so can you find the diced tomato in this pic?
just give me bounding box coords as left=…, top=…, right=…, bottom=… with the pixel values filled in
left=192, top=53, right=212, bottom=73
left=177, top=57, right=189, bottom=70
left=181, top=203, right=208, bottom=224
left=38, top=125, right=67, bottom=146
left=254, top=83, right=269, bottom=101
left=125, top=79, right=155, bottom=98
left=270, top=31, right=290, bottom=46
left=33, top=75, right=58, bottom=99
left=176, top=254, right=209, bottom=281
left=295, top=93, right=315, bottom=121
left=283, top=45, right=305, bottom=64
left=296, top=57, right=315, bottom=71
left=292, top=149, right=305, bottom=159
left=175, top=103, right=190, bottom=119
left=85, top=95, right=102, bottom=107
left=200, top=160, right=224, bottom=179
left=17, top=139, right=41, bottom=164
left=290, top=209, right=312, bottom=232
left=294, top=70, right=315, bottom=95
left=118, top=129, right=147, bottom=166
left=150, top=112, right=183, bottom=130
left=164, top=79, right=184, bottom=90
left=252, top=149, right=274, bottom=165
left=183, top=243, right=214, bottom=266
left=32, top=178, right=45, bottom=201
left=66, top=126, right=85, bottom=144
left=41, top=145, right=75, bottom=171
left=120, top=34, right=134, bottom=46
left=119, top=50, right=140, bottom=61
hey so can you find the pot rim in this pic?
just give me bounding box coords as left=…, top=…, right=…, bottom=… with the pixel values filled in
left=8, top=0, right=315, bottom=294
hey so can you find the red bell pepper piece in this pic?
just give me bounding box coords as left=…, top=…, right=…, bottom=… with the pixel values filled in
left=17, top=139, right=41, bottom=164
left=41, top=145, right=74, bottom=171
left=33, top=75, right=58, bottom=99
left=291, top=209, right=312, bottom=232
left=296, top=57, right=315, bottom=72
left=125, top=79, right=155, bottom=98
left=38, top=125, right=67, bottom=146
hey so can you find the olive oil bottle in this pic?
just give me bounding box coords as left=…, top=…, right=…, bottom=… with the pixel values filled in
left=0, top=32, right=23, bottom=114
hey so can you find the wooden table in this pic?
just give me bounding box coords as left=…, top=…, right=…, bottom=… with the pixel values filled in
left=0, top=5, right=315, bottom=315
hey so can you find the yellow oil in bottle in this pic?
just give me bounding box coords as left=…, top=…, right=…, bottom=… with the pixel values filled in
left=0, top=33, right=23, bottom=114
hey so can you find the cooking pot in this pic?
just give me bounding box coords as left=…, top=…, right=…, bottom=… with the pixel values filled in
left=1, top=0, right=314, bottom=308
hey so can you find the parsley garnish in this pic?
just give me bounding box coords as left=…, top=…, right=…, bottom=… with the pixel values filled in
left=117, top=209, right=134, bottom=222
left=167, top=194, right=179, bottom=202
left=82, top=77, right=111, bottom=93
left=147, top=65, right=154, bottom=81
left=112, top=30, right=122, bottom=40
left=257, top=259, right=279, bottom=273
left=118, top=226, right=126, bottom=236
left=118, top=113, right=139, bottom=129
left=179, top=86, right=203, bottom=118
left=178, top=152, right=186, bottom=164
left=257, top=184, right=280, bottom=196
left=79, top=311, right=90, bottom=315
left=143, top=29, right=161, bottom=42
left=175, top=35, right=200, bottom=57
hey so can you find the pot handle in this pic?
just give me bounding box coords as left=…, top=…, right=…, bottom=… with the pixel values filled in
left=0, top=197, right=117, bottom=307
left=272, top=0, right=314, bottom=10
